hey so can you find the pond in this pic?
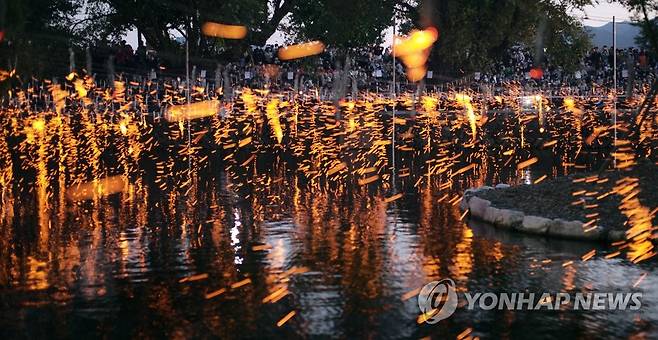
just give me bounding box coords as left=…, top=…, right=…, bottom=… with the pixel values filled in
left=0, top=167, right=655, bottom=339
left=1, top=91, right=656, bottom=338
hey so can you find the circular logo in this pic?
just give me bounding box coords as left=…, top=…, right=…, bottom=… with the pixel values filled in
left=417, top=279, right=458, bottom=324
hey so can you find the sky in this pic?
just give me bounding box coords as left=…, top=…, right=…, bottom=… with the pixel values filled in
left=125, top=3, right=637, bottom=48
left=275, top=3, right=640, bottom=46
left=576, top=3, right=635, bottom=26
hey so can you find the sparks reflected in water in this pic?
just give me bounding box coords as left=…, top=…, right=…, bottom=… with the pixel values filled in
left=0, top=73, right=656, bottom=338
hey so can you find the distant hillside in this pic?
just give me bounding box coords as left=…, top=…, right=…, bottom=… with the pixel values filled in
left=585, top=22, right=640, bottom=49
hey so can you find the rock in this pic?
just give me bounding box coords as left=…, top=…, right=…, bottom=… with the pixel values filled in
left=459, top=197, right=470, bottom=211
left=482, top=206, right=500, bottom=225
left=547, top=219, right=601, bottom=240
left=520, top=215, right=552, bottom=235
left=463, top=188, right=478, bottom=196
left=464, top=186, right=494, bottom=197
left=492, top=208, right=524, bottom=229
left=468, top=196, right=491, bottom=219
left=606, top=229, right=626, bottom=242
left=461, top=186, right=629, bottom=243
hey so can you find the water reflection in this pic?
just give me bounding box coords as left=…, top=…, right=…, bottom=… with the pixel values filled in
left=1, top=165, right=655, bottom=339
left=1, top=86, right=656, bottom=337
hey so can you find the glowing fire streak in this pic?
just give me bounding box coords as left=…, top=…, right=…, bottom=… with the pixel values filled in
left=165, top=100, right=221, bottom=122
left=201, top=22, right=248, bottom=39
left=455, top=93, right=477, bottom=141
left=266, top=99, right=284, bottom=144
left=278, top=41, right=325, bottom=61
left=66, top=176, right=128, bottom=201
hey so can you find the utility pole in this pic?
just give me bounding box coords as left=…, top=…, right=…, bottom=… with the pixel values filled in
left=613, top=16, right=617, bottom=168
left=391, top=17, right=397, bottom=181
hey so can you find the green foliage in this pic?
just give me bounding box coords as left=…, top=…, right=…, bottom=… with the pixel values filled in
left=81, top=0, right=269, bottom=53
left=285, top=0, right=397, bottom=47
left=421, top=0, right=592, bottom=75
left=634, top=18, right=657, bottom=50
left=615, top=0, right=658, bottom=56
left=6, top=0, right=657, bottom=78
left=0, top=0, right=81, bottom=76
left=543, top=1, right=593, bottom=72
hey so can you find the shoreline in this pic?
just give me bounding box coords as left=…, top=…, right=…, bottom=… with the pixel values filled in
left=460, top=161, right=658, bottom=243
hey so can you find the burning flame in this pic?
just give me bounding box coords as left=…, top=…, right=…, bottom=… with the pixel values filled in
left=66, top=176, right=128, bottom=201
left=392, top=27, right=439, bottom=82
left=278, top=41, right=326, bottom=61
left=202, top=22, right=248, bottom=39
left=165, top=100, right=221, bottom=122
left=455, top=93, right=477, bottom=141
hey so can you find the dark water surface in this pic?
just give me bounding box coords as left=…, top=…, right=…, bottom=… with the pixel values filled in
left=0, top=167, right=655, bottom=340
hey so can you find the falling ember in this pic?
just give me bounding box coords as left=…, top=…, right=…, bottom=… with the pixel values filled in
left=66, top=176, right=128, bottom=201
left=205, top=288, right=226, bottom=299
left=327, top=162, right=347, bottom=176
left=266, top=99, right=284, bottom=144
left=457, top=328, right=473, bottom=340
left=406, top=66, right=427, bottom=82
left=384, top=193, right=404, bottom=203
left=201, top=22, right=248, bottom=39
left=455, top=93, right=477, bottom=141
left=51, top=86, right=68, bottom=115
left=32, top=118, right=46, bottom=133
left=0, top=68, right=13, bottom=81
left=393, top=28, right=439, bottom=58
left=416, top=308, right=439, bottom=324
left=178, top=273, right=209, bottom=283
left=239, top=137, right=252, bottom=148
left=517, top=157, right=538, bottom=170
left=529, top=67, right=543, bottom=80
left=633, top=273, right=648, bottom=288
left=262, top=286, right=289, bottom=303
left=165, top=100, right=220, bottom=122
left=581, top=249, right=596, bottom=262
left=73, top=79, right=88, bottom=98
left=393, top=27, right=438, bottom=82
left=278, top=41, right=325, bottom=61
left=358, top=175, right=379, bottom=186
left=276, top=310, right=296, bottom=327
left=535, top=95, right=545, bottom=133
left=401, top=287, right=422, bottom=301
left=252, top=244, right=273, bottom=251
left=230, top=278, right=252, bottom=289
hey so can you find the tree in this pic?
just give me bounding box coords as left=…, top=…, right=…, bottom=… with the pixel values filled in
left=542, top=1, right=593, bottom=72
left=406, top=0, right=592, bottom=76
left=611, top=0, right=658, bottom=150
left=0, top=0, right=81, bottom=76
left=79, top=0, right=294, bottom=58
left=284, top=0, right=398, bottom=47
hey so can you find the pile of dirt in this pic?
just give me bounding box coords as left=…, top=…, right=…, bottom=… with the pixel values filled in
left=475, top=160, right=658, bottom=231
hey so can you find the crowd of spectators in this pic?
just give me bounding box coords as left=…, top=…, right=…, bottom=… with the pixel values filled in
left=477, top=45, right=656, bottom=96
left=83, top=41, right=656, bottom=98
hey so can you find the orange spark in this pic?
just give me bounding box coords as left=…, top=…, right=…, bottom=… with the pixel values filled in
left=201, top=22, right=248, bottom=39
left=517, top=157, right=538, bottom=170
left=276, top=311, right=296, bottom=327
left=165, top=100, right=220, bottom=122
left=278, top=41, right=326, bottom=61
left=66, top=176, right=128, bottom=201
